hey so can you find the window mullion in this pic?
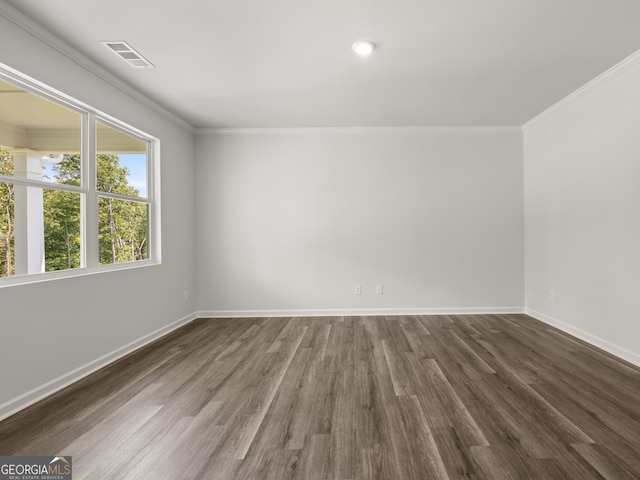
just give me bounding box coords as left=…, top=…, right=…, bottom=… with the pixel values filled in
left=0, top=175, right=85, bottom=193
left=97, top=191, right=151, bottom=204
left=149, top=140, right=160, bottom=263
left=83, top=112, right=98, bottom=268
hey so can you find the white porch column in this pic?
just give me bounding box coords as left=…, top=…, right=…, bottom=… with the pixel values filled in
left=13, top=152, right=45, bottom=275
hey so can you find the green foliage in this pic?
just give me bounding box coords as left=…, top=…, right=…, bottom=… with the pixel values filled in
left=0, top=150, right=147, bottom=278
left=43, top=189, right=81, bottom=271
left=0, top=149, right=15, bottom=277
left=43, top=154, right=82, bottom=271
left=52, top=154, right=81, bottom=187
left=96, top=154, right=148, bottom=264
left=98, top=197, right=148, bottom=264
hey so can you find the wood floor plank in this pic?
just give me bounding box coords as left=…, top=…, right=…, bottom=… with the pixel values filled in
left=380, top=339, right=414, bottom=396
left=396, top=395, right=450, bottom=480
left=405, top=354, right=490, bottom=447
left=572, top=443, right=640, bottom=480
left=1, top=314, right=640, bottom=479
left=331, top=369, right=356, bottom=480
left=228, top=323, right=308, bottom=460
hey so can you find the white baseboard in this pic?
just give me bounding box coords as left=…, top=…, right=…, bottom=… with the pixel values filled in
left=525, top=308, right=640, bottom=368
left=0, top=312, right=197, bottom=422
left=197, top=306, right=525, bottom=318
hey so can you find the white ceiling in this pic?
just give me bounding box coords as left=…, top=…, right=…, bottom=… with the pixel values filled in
left=5, top=0, right=640, bottom=129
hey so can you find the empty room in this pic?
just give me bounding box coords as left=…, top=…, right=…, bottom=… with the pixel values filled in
left=1, top=0, right=639, bottom=479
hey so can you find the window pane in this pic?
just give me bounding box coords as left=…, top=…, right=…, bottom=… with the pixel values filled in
left=44, top=189, right=81, bottom=272
left=0, top=78, right=81, bottom=183
left=98, top=196, right=148, bottom=265
left=43, top=155, right=81, bottom=186
left=0, top=181, right=15, bottom=278
left=0, top=181, right=81, bottom=277
left=97, top=123, right=147, bottom=198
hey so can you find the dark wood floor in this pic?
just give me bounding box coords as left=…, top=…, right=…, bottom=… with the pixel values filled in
left=1, top=314, right=640, bottom=479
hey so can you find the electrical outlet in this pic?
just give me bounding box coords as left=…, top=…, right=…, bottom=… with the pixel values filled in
left=183, top=290, right=190, bottom=301
left=376, top=284, right=383, bottom=295
left=548, top=290, right=554, bottom=302
left=354, top=285, right=362, bottom=296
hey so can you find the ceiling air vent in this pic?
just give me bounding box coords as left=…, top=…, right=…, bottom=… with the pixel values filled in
left=100, top=41, right=155, bottom=68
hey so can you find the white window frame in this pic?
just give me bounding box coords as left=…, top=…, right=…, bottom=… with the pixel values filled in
left=0, top=63, right=161, bottom=287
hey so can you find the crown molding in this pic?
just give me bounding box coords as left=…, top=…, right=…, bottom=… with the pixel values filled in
left=523, top=48, right=640, bottom=130
left=196, top=126, right=523, bottom=136
left=0, top=1, right=195, bottom=134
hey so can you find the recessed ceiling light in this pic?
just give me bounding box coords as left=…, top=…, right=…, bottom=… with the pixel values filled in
left=352, top=40, right=376, bottom=57
left=100, top=41, right=155, bottom=68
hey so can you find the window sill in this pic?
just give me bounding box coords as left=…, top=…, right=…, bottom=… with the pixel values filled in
left=0, top=259, right=160, bottom=289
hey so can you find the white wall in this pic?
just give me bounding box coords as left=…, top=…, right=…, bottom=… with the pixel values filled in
left=524, top=55, right=640, bottom=366
left=196, top=129, right=524, bottom=315
left=0, top=6, right=196, bottom=418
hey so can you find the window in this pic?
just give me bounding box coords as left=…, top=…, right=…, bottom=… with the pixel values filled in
left=96, top=122, right=150, bottom=265
left=0, top=66, right=159, bottom=284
